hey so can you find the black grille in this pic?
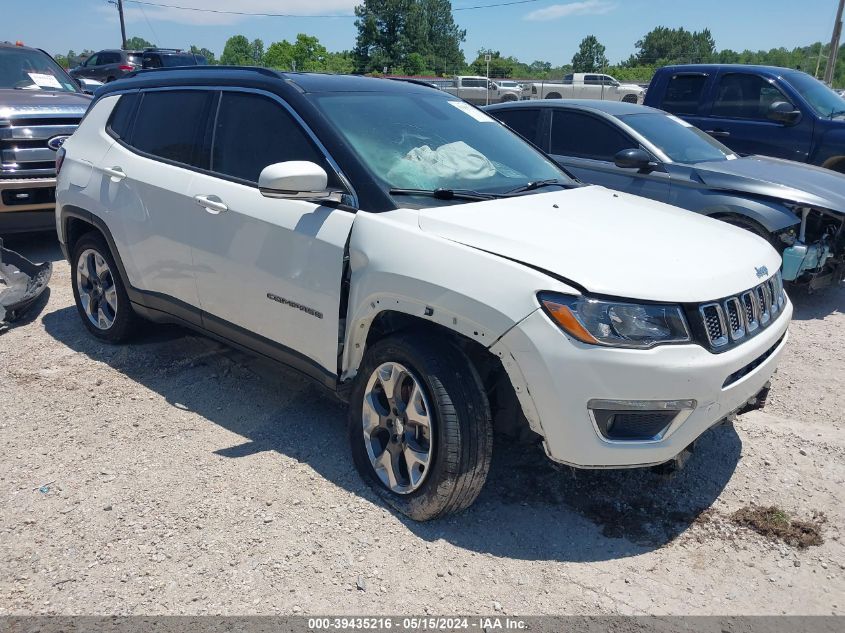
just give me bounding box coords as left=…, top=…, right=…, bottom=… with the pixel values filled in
left=723, top=334, right=786, bottom=387
left=593, top=411, right=675, bottom=440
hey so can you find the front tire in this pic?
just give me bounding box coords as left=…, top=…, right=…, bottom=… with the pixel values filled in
left=71, top=232, right=139, bottom=342
left=349, top=333, right=493, bottom=521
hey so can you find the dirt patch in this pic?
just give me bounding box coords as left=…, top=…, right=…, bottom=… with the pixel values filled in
left=731, top=505, right=826, bottom=549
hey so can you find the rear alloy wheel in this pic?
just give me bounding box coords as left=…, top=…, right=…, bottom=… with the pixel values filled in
left=71, top=232, right=139, bottom=342
left=349, top=333, right=493, bottom=521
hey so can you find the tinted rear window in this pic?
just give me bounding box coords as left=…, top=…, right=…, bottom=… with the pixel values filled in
left=662, top=74, right=707, bottom=115
left=160, top=54, right=198, bottom=67
left=107, top=92, right=140, bottom=139
left=130, top=91, right=212, bottom=167
left=492, top=109, right=542, bottom=147
left=126, top=54, right=142, bottom=65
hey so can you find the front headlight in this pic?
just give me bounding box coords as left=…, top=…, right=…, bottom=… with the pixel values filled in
left=539, top=292, right=691, bottom=349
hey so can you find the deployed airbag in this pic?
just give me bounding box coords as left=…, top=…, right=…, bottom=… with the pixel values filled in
left=386, top=141, right=496, bottom=189
left=0, top=239, right=52, bottom=324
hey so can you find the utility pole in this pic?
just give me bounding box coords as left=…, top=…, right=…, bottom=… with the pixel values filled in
left=116, top=0, right=128, bottom=50
left=824, top=0, right=845, bottom=84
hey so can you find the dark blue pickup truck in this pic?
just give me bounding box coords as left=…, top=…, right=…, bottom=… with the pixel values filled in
left=644, top=64, right=845, bottom=173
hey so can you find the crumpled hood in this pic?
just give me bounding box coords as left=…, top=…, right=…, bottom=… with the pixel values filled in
left=692, top=155, right=845, bottom=214
left=417, top=186, right=782, bottom=303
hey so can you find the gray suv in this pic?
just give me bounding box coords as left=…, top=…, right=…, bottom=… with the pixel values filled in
left=69, top=49, right=141, bottom=83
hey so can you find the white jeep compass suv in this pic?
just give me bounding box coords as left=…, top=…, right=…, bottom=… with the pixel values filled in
left=55, top=67, right=791, bottom=520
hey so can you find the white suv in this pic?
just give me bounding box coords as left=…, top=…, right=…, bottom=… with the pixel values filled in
left=55, top=68, right=791, bottom=520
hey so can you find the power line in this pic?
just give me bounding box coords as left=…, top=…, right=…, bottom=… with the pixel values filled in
left=123, top=0, right=545, bottom=18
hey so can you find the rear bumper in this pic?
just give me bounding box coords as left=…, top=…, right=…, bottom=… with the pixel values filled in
left=0, top=178, right=57, bottom=234
left=497, top=298, right=792, bottom=468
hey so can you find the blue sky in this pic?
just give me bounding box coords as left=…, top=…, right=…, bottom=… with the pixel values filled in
left=5, top=0, right=843, bottom=66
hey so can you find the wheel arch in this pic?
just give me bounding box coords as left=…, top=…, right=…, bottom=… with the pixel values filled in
left=351, top=309, right=538, bottom=440
left=699, top=198, right=800, bottom=235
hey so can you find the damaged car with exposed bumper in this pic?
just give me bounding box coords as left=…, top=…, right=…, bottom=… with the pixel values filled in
left=487, top=100, right=845, bottom=290
left=0, top=238, right=51, bottom=323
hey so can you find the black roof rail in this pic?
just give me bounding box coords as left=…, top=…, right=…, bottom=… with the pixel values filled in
left=143, top=47, right=182, bottom=53
left=122, top=65, right=283, bottom=80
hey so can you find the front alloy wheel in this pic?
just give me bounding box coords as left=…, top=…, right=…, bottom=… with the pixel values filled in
left=349, top=333, right=493, bottom=521
left=362, top=362, right=433, bottom=494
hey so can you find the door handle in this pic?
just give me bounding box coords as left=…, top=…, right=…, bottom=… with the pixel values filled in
left=705, top=129, right=731, bottom=137
left=102, top=166, right=126, bottom=181
left=194, top=194, right=228, bottom=215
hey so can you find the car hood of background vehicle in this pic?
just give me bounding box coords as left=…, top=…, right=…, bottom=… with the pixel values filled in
left=0, top=89, right=91, bottom=112
left=691, top=155, right=845, bottom=215
left=417, top=186, right=781, bottom=304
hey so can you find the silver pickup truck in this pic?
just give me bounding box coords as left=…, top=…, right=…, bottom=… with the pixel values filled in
left=440, top=76, right=521, bottom=105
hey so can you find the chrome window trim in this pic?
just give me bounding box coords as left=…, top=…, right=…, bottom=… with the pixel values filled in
left=101, top=85, right=359, bottom=209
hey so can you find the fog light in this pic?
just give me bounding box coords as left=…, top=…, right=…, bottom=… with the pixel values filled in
left=587, top=399, right=696, bottom=442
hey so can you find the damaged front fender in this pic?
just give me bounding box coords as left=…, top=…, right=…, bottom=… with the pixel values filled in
left=0, top=239, right=52, bottom=324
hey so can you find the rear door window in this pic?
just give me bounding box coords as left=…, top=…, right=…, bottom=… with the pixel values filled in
left=491, top=109, right=543, bottom=147
left=210, top=91, right=338, bottom=186
left=550, top=110, right=636, bottom=160
left=100, top=52, right=120, bottom=65
left=128, top=90, right=213, bottom=168
left=662, top=74, right=708, bottom=115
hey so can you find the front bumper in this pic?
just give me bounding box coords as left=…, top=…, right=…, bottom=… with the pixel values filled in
left=0, top=178, right=57, bottom=234
left=498, top=297, right=792, bottom=468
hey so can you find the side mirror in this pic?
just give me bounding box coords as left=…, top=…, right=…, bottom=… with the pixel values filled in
left=258, top=161, right=340, bottom=201
left=767, top=101, right=801, bottom=124
left=614, top=148, right=656, bottom=170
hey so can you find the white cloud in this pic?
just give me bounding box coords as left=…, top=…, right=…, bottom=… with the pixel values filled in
left=106, top=1, right=359, bottom=26
left=524, top=0, right=616, bottom=21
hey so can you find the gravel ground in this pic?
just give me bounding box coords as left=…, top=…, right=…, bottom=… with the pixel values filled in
left=1, top=234, right=843, bottom=616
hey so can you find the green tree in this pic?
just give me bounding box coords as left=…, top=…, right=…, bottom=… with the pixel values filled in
left=469, top=49, right=516, bottom=78
left=626, top=26, right=715, bottom=66
left=125, top=36, right=154, bottom=50
left=251, top=38, right=265, bottom=66
left=189, top=45, right=217, bottom=65
left=571, top=35, right=608, bottom=72
left=220, top=35, right=254, bottom=66
left=354, top=0, right=465, bottom=74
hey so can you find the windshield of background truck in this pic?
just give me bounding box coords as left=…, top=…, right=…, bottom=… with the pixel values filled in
left=0, top=46, right=79, bottom=92
left=784, top=71, right=845, bottom=117
left=313, top=92, right=569, bottom=198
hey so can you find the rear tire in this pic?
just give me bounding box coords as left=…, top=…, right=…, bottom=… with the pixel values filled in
left=348, top=333, right=493, bottom=521
left=71, top=232, right=139, bottom=343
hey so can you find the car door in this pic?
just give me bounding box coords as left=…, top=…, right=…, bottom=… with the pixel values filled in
left=698, top=71, right=813, bottom=162
left=95, top=52, right=120, bottom=82
left=98, top=89, right=214, bottom=321
left=76, top=53, right=99, bottom=79
left=546, top=108, right=671, bottom=202
left=185, top=90, right=355, bottom=377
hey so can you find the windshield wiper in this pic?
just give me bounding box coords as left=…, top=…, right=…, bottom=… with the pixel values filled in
left=830, top=109, right=845, bottom=119
left=505, top=179, right=573, bottom=194
left=389, top=187, right=499, bottom=201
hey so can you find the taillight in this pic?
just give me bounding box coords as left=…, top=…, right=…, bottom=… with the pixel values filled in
left=118, top=65, right=134, bottom=71
left=55, top=147, right=66, bottom=176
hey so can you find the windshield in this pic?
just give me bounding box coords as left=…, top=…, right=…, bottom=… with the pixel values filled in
left=783, top=71, right=845, bottom=117
left=312, top=92, right=569, bottom=203
left=0, top=46, right=79, bottom=92
left=619, top=112, right=736, bottom=164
